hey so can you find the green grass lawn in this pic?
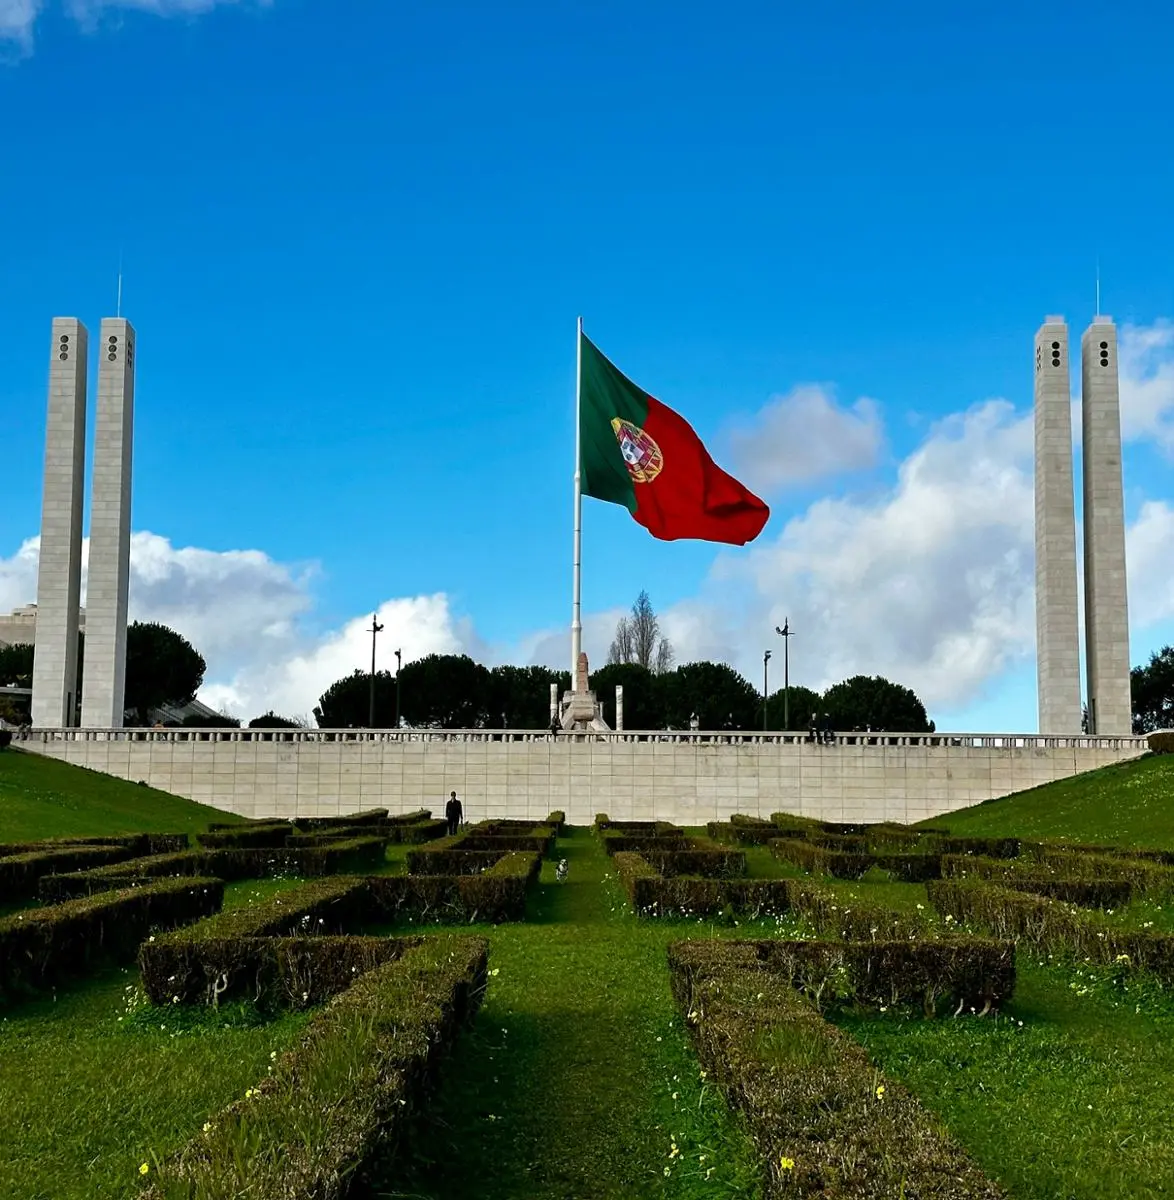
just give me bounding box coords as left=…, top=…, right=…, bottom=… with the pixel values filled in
left=0, top=747, right=242, bottom=840
left=926, top=753, right=1174, bottom=847
left=0, top=877, right=314, bottom=1200
left=6, top=748, right=1174, bottom=1198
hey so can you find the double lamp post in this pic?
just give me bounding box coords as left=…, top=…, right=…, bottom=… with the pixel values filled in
left=366, top=612, right=402, bottom=729
left=763, top=619, right=793, bottom=733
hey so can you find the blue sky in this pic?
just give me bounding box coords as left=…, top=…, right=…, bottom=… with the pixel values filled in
left=2, top=0, right=1173, bottom=727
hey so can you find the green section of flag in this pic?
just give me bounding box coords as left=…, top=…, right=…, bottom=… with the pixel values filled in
left=579, top=333, right=646, bottom=513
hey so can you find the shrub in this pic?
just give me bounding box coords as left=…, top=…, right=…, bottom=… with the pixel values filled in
left=39, top=838, right=389, bottom=902
left=406, top=848, right=510, bottom=876
left=669, top=935, right=1015, bottom=1016
left=640, top=845, right=746, bottom=879
left=291, top=808, right=390, bottom=831
left=0, top=878, right=223, bottom=1002
left=0, top=844, right=136, bottom=901
left=0, top=730, right=11, bottom=750
left=669, top=941, right=1006, bottom=1198
left=196, top=824, right=293, bottom=850
left=707, top=819, right=780, bottom=845
left=930, top=835, right=1021, bottom=859
left=615, top=853, right=794, bottom=918
left=140, top=936, right=488, bottom=1199
left=869, top=852, right=944, bottom=883
left=594, top=813, right=610, bottom=829
left=928, top=879, right=1174, bottom=984
left=140, top=877, right=372, bottom=1005
left=368, top=851, right=541, bottom=925
left=1149, top=731, right=1174, bottom=753
left=545, top=810, right=566, bottom=832
left=770, top=837, right=873, bottom=880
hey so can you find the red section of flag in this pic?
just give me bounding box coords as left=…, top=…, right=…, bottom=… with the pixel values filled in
left=633, top=396, right=769, bottom=544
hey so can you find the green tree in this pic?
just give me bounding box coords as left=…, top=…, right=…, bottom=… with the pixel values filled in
left=489, top=665, right=570, bottom=729
left=820, top=674, right=933, bottom=733
left=248, top=711, right=302, bottom=729
left=760, top=684, right=821, bottom=731
left=0, top=642, right=34, bottom=687
left=1132, top=646, right=1174, bottom=734
left=181, top=711, right=241, bottom=729
left=660, top=661, right=760, bottom=730
left=590, top=662, right=664, bottom=729
left=314, top=669, right=396, bottom=728
left=123, top=622, right=206, bottom=726
left=396, top=654, right=495, bottom=728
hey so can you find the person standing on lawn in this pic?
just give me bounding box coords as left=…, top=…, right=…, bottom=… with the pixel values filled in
left=445, top=790, right=463, bottom=836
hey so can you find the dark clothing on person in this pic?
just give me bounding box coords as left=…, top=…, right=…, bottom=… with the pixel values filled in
left=445, top=795, right=463, bottom=836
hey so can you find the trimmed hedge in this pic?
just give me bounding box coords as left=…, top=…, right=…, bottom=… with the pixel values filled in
left=640, top=845, right=746, bottom=879
left=1, top=877, right=224, bottom=1002
left=39, top=837, right=390, bottom=902
left=771, top=837, right=873, bottom=880
left=930, top=835, right=1021, bottom=859
left=1149, top=731, right=1174, bottom=753
left=140, top=876, right=372, bottom=1005
left=141, top=854, right=540, bottom=1007
left=706, top=818, right=780, bottom=845
left=406, top=847, right=510, bottom=876
left=669, top=940, right=1006, bottom=1198
left=928, top=879, right=1174, bottom=984
left=140, top=935, right=488, bottom=1199
left=615, top=853, right=793, bottom=918
left=545, top=810, right=567, bottom=833
left=368, top=851, right=542, bottom=925
left=196, top=823, right=292, bottom=850
left=291, top=808, right=390, bottom=831
left=670, top=935, right=1014, bottom=1016
left=0, top=844, right=136, bottom=901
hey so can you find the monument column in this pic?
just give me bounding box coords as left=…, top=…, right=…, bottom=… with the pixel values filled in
left=1081, top=317, right=1131, bottom=735
left=82, top=318, right=136, bottom=728
left=31, top=318, right=88, bottom=728
left=1033, top=316, right=1082, bottom=733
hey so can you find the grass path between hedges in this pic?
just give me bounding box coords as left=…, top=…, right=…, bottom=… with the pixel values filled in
left=0, top=880, right=312, bottom=1200
left=378, top=826, right=765, bottom=1200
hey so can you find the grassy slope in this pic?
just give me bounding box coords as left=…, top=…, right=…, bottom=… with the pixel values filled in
left=0, top=748, right=242, bottom=840
left=0, top=881, right=312, bottom=1200
left=924, top=753, right=1174, bottom=847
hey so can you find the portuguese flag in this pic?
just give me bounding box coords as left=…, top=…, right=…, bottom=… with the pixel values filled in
left=579, top=331, right=770, bottom=544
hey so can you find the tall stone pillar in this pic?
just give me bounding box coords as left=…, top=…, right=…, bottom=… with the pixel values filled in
left=82, top=319, right=136, bottom=729
left=1033, top=317, right=1082, bottom=733
left=1081, top=317, right=1131, bottom=735
left=31, top=318, right=88, bottom=728
left=615, top=684, right=624, bottom=731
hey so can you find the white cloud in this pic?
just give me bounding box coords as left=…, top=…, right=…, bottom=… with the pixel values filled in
left=727, top=385, right=884, bottom=492
left=0, top=0, right=40, bottom=49
left=1126, top=500, right=1174, bottom=629
left=2, top=0, right=265, bottom=51
left=688, top=400, right=1039, bottom=709
left=1119, top=320, right=1174, bottom=451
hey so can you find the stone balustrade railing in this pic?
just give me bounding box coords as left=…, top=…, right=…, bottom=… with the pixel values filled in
left=23, top=727, right=1150, bottom=751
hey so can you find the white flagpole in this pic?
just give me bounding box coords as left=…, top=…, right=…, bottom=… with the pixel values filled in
left=571, top=316, right=583, bottom=685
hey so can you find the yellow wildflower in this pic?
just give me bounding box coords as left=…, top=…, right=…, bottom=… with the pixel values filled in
left=780, top=1156, right=795, bottom=1170
left=139, top=1163, right=149, bottom=1176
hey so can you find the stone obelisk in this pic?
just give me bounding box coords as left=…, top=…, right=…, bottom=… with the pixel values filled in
left=81, top=318, right=136, bottom=728
left=31, top=318, right=88, bottom=728
left=1033, top=316, right=1082, bottom=733
left=1081, top=317, right=1131, bottom=735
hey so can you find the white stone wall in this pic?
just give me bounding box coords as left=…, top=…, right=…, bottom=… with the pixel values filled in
left=1034, top=317, right=1082, bottom=734
left=31, top=319, right=88, bottom=728
left=82, top=319, right=135, bottom=729
left=1081, top=318, right=1132, bottom=736
left=26, top=730, right=1148, bottom=826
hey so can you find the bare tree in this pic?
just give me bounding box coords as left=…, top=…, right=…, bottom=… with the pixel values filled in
left=608, top=591, right=673, bottom=672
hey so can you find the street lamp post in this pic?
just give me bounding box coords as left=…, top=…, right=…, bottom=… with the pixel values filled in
left=367, top=613, right=383, bottom=728
left=763, top=649, right=771, bottom=732
left=775, top=620, right=793, bottom=730
left=394, top=648, right=402, bottom=730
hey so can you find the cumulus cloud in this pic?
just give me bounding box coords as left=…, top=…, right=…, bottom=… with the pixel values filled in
left=1119, top=320, right=1174, bottom=451
left=0, top=0, right=40, bottom=49
left=2, top=0, right=265, bottom=51
left=1126, top=500, right=1174, bottom=629
left=686, top=400, right=1039, bottom=709
left=727, top=385, right=884, bottom=492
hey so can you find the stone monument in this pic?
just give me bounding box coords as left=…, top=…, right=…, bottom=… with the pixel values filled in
left=560, top=652, right=610, bottom=731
